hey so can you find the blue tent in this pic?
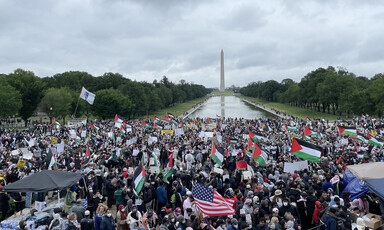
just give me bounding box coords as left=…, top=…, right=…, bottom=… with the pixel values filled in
left=342, top=162, right=384, bottom=200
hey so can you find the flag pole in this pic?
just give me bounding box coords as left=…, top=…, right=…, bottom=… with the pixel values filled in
left=73, top=96, right=81, bottom=118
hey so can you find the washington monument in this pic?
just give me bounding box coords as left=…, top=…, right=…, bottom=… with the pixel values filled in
left=220, top=49, right=225, bottom=91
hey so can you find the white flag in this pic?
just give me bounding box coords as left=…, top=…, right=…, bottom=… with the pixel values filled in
left=80, top=87, right=95, bottom=105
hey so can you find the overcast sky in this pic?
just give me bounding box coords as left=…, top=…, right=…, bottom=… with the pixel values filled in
left=1, top=0, right=384, bottom=88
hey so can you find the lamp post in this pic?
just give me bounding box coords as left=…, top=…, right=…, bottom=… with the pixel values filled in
left=50, top=107, right=53, bottom=123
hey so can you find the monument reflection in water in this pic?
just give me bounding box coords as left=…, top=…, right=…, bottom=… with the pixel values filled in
left=188, top=96, right=277, bottom=119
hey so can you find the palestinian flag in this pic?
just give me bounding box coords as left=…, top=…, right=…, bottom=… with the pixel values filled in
left=227, top=139, right=238, bottom=145
left=75, top=136, right=82, bottom=142
left=119, top=125, right=125, bottom=135
left=133, top=162, right=146, bottom=195
left=114, top=114, right=123, bottom=128
left=291, top=138, right=322, bottom=162
left=112, top=129, right=115, bottom=139
left=47, top=149, right=57, bottom=170
left=236, top=161, right=247, bottom=171
left=166, top=113, right=176, bottom=120
left=90, top=124, right=99, bottom=132
left=154, top=123, right=163, bottom=130
left=52, top=119, right=60, bottom=126
left=163, top=152, right=173, bottom=182
left=338, top=126, right=357, bottom=136
left=254, top=151, right=268, bottom=166
left=143, top=122, right=153, bottom=129
left=216, top=114, right=222, bottom=118
left=247, top=138, right=254, bottom=151
left=81, top=147, right=91, bottom=169
left=153, top=116, right=160, bottom=122
left=367, top=133, right=384, bottom=147
left=210, top=142, right=225, bottom=166
left=114, top=114, right=123, bottom=123
left=303, top=127, right=320, bottom=136
left=252, top=143, right=263, bottom=158
left=350, top=134, right=366, bottom=142
left=169, top=118, right=178, bottom=125
left=180, top=122, right=186, bottom=128
left=284, top=124, right=297, bottom=132
left=249, top=131, right=264, bottom=142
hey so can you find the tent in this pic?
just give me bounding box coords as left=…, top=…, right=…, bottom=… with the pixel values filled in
left=0, top=170, right=82, bottom=193
left=342, top=162, right=384, bottom=200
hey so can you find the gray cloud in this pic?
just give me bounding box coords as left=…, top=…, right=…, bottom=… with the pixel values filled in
left=0, top=0, right=383, bottom=88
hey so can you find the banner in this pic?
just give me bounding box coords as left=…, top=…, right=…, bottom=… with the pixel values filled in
left=161, top=130, right=174, bottom=135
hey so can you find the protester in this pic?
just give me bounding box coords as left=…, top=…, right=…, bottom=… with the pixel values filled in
left=0, top=114, right=384, bottom=230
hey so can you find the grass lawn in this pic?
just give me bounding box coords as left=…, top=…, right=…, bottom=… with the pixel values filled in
left=241, top=96, right=347, bottom=120
left=146, top=96, right=210, bottom=118
left=211, top=91, right=234, bottom=96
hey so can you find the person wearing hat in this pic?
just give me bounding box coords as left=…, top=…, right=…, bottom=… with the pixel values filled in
left=270, top=190, right=283, bottom=207
left=80, top=210, right=95, bottom=230
left=228, top=218, right=239, bottom=230
left=183, top=190, right=195, bottom=220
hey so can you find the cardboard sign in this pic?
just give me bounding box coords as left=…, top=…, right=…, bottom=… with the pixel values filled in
left=17, top=160, right=26, bottom=169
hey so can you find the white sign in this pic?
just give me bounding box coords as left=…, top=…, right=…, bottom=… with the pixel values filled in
left=23, top=151, right=33, bottom=160
left=243, top=171, right=252, bottom=180
left=213, top=167, right=223, bottom=175
left=199, top=131, right=205, bottom=138
left=283, top=161, right=309, bottom=174
left=56, top=143, right=65, bottom=154
left=175, top=128, right=184, bottom=136
left=70, top=130, right=77, bottom=139
left=11, top=150, right=20, bottom=156
left=150, top=166, right=160, bottom=174
left=204, top=132, right=214, bottom=138
left=81, top=130, right=87, bottom=138
left=133, top=149, right=139, bottom=156
left=217, top=135, right=222, bottom=143
left=126, top=138, right=137, bottom=146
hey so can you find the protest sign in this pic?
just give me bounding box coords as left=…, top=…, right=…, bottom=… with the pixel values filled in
left=283, top=161, right=309, bottom=174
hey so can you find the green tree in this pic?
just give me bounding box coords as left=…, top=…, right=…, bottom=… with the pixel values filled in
left=92, top=88, right=133, bottom=119
left=0, top=83, right=22, bottom=118
left=39, top=87, right=73, bottom=123
left=6, top=69, right=45, bottom=126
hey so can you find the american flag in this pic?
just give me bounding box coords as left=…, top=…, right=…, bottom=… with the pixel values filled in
left=192, top=183, right=235, bottom=216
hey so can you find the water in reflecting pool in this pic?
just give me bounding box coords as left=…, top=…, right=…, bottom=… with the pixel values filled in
left=188, top=96, right=277, bottom=119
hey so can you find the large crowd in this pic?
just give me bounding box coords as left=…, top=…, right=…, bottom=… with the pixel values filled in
left=0, top=114, right=383, bottom=230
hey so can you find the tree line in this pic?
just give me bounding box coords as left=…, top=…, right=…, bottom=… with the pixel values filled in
left=240, top=66, right=384, bottom=117
left=0, top=69, right=210, bottom=124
